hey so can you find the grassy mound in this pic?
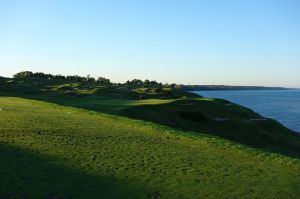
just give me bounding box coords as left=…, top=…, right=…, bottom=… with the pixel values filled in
left=120, top=98, right=300, bottom=157
left=1, top=97, right=300, bottom=198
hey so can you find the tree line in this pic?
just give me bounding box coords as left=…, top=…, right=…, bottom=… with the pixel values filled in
left=13, top=71, right=111, bottom=84
left=13, top=71, right=182, bottom=88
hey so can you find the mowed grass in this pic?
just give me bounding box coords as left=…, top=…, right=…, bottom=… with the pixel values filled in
left=1, top=97, right=300, bottom=198
left=7, top=77, right=299, bottom=157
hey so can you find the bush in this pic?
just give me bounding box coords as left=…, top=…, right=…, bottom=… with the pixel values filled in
left=13, top=71, right=34, bottom=78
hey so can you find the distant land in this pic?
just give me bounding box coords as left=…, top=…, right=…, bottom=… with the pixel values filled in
left=0, top=75, right=291, bottom=92
left=181, top=85, right=291, bottom=91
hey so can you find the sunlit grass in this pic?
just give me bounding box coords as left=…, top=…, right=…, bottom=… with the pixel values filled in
left=1, top=97, right=300, bottom=198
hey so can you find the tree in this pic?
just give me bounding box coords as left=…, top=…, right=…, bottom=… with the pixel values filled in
left=87, top=75, right=91, bottom=81
left=97, top=77, right=110, bottom=85
left=144, top=79, right=150, bottom=85
left=150, top=80, right=158, bottom=85
left=54, top=74, right=66, bottom=80
left=66, top=75, right=86, bottom=82
left=88, top=77, right=96, bottom=82
left=170, top=83, right=176, bottom=89
left=130, top=79, right=143, bottom=85
left=13, top=71, right=33, bottom=78
left=33, top=72, right=53, bottom=79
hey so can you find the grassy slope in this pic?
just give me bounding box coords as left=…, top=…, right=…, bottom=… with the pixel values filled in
left=1, top=78, right=300, bottom=198
left=1, top=97, right=300, bottom=199
left=1, top=78, right=300, bottom=158
left=120, top=98, right=300, bottom=157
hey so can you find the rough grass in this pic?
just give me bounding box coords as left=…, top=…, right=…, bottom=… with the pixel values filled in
left=1, top=77, right=300, bottom=157
left=120, top=98, right=300, bottom=157
left=1, top=97, right=300, bottom=198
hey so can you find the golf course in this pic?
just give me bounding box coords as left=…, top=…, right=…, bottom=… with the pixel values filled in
left=1, top=73, right=300, bottom=198
left=2, top=1, right=300, bottom=197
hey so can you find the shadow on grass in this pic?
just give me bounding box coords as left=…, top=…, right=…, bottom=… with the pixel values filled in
left=0, top=142, right=143, bottom=199
left=120, top=100, right=300, bottom=159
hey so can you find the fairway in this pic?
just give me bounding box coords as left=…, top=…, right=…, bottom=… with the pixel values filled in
left=1, top=97, right=300, bottom=198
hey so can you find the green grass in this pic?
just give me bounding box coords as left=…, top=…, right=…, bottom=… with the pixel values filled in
left=1, top=77, right=300, bottom=156
left=1, top=78, right=300, bottom=155
left=1, top=78, right=300, bottom=198
left=120, top=97, right=300, bottom=157
left=1, top=97, right=300, bottom=198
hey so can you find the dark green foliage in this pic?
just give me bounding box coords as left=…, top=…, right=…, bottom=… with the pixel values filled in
left=126, top=79, right=143, bottom=85
left=97, top=77, right=110, bottom=84
left=178, top=111, right=207, bottom=122
left=12, top=71, right=111, bottom=84
left=13, top=71, right=34, bottom=78
left=121, top=99, right=300, bottom=157
left=126, top=79, right=163, bottom=89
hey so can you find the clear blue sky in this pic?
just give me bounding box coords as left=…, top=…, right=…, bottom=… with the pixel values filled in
left=1, top=0, right=299, bottom=87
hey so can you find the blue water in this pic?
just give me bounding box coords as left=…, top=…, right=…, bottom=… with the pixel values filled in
left=193, top=90, right=300, bottom=133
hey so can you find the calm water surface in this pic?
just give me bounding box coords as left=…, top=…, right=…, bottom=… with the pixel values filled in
left=193, top=90, right=300, bottom=133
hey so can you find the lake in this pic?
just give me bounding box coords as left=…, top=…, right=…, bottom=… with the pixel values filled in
left=193, top=90, right=300, bottom=133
